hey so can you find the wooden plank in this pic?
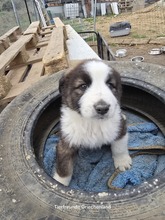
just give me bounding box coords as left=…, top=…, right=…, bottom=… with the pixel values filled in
left=24, top=28, right=39, bottom=35
left=1, top=62, right=44, bottom=103
left=23, top=22, right=40, bottom=41
left=27, top=46, right=47, bottom=64
left=3, top=26, right=22, bottom=42
left=118, top=1, right=133, bottom=12
left=0, top=36, right=10, bottom=49
left=0, top=34, right=34, bottom=75
left=42, top=25, right=55, bottom=30
left=26, top=35, right=38, bottom=49
left=6, top=66, right=28, bottom=85
left=0, top=41, right=5, bottom=54
left=42, top=27, right=68, bottom=74
left=0, top=75, right=11, bottom=99
left=65, top=25, right=100, bottom=67
left=48, top=3, right=62, bottom=7
left=28, top=21, right=40, bottom=29
left=24, top=26, right=39, bottom=48
left=26, top=62, right=44, bottom=82
left=6, top=31, right=17, bottom=42
left=53, top=17, right=64, bottom=27
left=8, top=62, right=44, bottom=84
left=10, top=46, right=29, bottom=67
left=40, top=29, right=52, bottom=35
left=0, top=75, right=47, bottom=104
left=15, top=27, right=22, bottom=35
left=36, top=41, right=48, bottom=48
left=4, top=26, right=21, bottom=36
left=38, top=34, right=51, bottom=43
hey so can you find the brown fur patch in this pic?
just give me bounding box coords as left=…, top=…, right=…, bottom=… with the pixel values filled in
left=56, top=138, right=78, bottom=177
left=116, top=115, right=127, bottom=140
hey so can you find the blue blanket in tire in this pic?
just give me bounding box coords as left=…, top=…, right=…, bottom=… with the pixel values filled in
left=43, top=111, right=165, bottom=192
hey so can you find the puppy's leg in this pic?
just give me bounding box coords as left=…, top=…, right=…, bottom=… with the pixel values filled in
left=111, top=133, right=132, bottom=171
left=53, top=140, right=77, bottom=186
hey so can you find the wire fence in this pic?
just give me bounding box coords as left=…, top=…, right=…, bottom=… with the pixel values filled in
left=132, top=2, right=165, bottom=38
left=0, top=1, right=164, bottom=46
left=0, top=0, right=37, bottom=35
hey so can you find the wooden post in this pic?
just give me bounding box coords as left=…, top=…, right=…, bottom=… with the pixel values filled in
left=0, top=41, right=5, bottom=54
left=0, top=76, right=12, bottom=99
left=10, top=46, right=30, bottom=67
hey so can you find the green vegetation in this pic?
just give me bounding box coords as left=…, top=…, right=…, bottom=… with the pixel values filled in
left=131, top=33, right=147, bottom=39
left=157, top=34, right=165, bottom=37
left=63, top=18, right=94, bottom=33
left=83, top=17, right=94, bottom=24
left=0, top=0, right=36, bottom=35
left=109, top=43, right=117, bottom=47
left=84, top=35, right=97, bottom=42
left=2, top=0, right=13, bottom=12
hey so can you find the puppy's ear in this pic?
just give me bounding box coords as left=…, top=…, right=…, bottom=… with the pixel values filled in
left=59, top=75, right=65, bottom=94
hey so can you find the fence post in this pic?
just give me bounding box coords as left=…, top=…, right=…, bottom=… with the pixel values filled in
left=11, top=0, right=21, bottom=26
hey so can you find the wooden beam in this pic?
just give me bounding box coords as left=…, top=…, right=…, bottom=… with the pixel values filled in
left=28, top=21, right=40, bottom=29
left=7, top=66, right=28, bottom=85
left=53, top=17, right=65, bottom=28
left=43, top=27, right=68, bottom=74
left=3, top=26, right=22, bottom=42
left=0, top=41, right=5, bottom=54
left=0, top=75, right=47, bottom=104
left=0, top=34, right=34, bottom=75
left=0, top=76, right=11, bottom=99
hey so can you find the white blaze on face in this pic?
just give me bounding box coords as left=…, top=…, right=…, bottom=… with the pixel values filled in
left=79, top=60, right=118, bottom=119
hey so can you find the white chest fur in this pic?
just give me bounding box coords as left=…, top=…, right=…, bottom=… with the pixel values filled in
left=60, top=106, right=121, bottom=148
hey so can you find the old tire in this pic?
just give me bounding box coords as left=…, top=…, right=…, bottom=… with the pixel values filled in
left=0, top=62, right=165, bottom=220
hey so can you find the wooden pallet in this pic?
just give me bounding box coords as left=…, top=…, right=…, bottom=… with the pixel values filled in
left=0, top=21, right=54, bottom=104
left=0, top=26, right=22, bottom=54
left=43, top=26, right=67, bottom=74
left=118, top=0, right=133, bottom=12
left=3, top=62, right=46, bottom=104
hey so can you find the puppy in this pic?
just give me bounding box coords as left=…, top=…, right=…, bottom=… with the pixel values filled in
left=53, top=59, right=132, bottom=186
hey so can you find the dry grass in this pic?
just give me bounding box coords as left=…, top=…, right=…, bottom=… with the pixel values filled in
left=96, top=2, right=165, bottom=44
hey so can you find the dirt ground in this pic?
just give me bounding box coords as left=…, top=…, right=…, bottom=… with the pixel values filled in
left=96, top=2, right=165, bottom=66
left=109, top=44, right=165, bottom=66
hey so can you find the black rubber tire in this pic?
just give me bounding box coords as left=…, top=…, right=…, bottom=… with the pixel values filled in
left=0, top=62, right=165, bottom=220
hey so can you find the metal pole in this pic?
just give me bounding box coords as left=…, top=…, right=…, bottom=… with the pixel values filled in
left=93, top=0, right=97, bottom=32
left=81, top=0, right=87, bottom=18
left=33, top=0, right=39, bottom=21
left=24, top=0, right=32, bottom=24
left=11, top=0, right=21, bottom=26
left=35, top=0, right=47, bottom=27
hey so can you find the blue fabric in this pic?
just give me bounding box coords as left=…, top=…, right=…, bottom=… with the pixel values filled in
left=43, top=111, right=165, bottom=192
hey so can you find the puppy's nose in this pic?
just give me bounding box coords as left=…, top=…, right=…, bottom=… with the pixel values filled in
left=94, top=101, right=110, bottom=115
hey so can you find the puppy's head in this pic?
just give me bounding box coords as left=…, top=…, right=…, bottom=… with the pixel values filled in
left=59, top=59, right=122, bottom=119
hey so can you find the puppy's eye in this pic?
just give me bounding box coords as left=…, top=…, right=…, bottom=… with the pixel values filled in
left=79, top=84, right=88, bottom=91
left=106, top=81, right=116, bottom=89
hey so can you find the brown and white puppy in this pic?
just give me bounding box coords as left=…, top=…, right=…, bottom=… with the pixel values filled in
left=53, top=59, right=132, bottom=186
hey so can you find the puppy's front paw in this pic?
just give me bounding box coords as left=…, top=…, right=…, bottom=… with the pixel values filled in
left=53, top=171, right=71, bottom=186
left=114, top=154, right=132, bottom=172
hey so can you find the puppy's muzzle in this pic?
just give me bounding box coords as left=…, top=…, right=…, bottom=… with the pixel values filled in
left=94, top=100, right=110, bottom=115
